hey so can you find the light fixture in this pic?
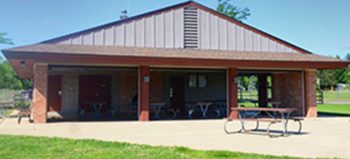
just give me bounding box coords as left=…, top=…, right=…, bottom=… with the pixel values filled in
left=143, top=76, right=150, bottom=82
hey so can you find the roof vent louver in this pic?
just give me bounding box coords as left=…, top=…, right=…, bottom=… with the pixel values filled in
left=184, top=7, right=199, bottom=49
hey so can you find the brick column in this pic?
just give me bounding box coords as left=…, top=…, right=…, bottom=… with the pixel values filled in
left=33, top=64, right=48, bottom=123
left=138, top=66, right=150, bottom=121
left=227, top=68, right=238, bottom=119
left=304, top=70, right=317, bottom=117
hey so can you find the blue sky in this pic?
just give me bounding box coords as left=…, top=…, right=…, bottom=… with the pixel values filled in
left=1, top=0, right=350, bottom=59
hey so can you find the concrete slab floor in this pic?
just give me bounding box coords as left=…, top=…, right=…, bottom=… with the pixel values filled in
left=0, top=117, right=350, bottom=158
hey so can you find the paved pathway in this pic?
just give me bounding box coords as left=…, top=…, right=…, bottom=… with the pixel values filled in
left=0, top=118, right=350, bottom=158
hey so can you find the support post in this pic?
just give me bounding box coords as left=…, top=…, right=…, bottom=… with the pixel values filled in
left=33, top=64, right=48, bottom=124
left=304, top=70, right=317, bottom=117
left=138, top=66, right=150, bottom=121
left=227, top=68, right=238, bottom=119
left=258, top=74, right=268, bottom=107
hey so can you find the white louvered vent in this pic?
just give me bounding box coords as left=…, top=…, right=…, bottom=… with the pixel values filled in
left=184, top=7, right=199, bottom=48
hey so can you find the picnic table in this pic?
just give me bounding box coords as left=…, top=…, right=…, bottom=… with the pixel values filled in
left=188, top=102, right=221, bottom=118
left=269, top=101, right=282, bottom=108
left=150, top=103, right=166, bottom=119
left=224, top=107, right=303, bottom=137
left=150, top=103, right=176, bottom=119
left=88, top=102, right=106, bottom=119
left=197, top=102, right=212, bottom=118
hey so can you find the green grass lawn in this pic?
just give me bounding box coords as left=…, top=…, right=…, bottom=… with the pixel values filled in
left=323, top=90, right=350, bottom=102
left=0, top=135, right=300, bottom=159
left=318, top=104, right=350, bottom=116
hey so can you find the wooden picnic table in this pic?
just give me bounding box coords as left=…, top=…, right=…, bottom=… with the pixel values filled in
left=225, top=107, right=302, bottom=137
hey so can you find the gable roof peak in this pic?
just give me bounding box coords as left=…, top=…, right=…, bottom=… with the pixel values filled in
left=39, top=0, right=312, bottom=54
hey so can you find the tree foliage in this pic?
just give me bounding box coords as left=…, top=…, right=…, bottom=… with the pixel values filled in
left=317, top=53, right=350, bottom=90
left=0, top=32, right=31, bottom=90
left=0, top=57, right=32, bottom=90
left=0, top=58, right=23, bottom=89
left=0, top=32, right=13, bottom=45
left=317, top=69, right=337, bottom=90
left=217, top=0, right=250, bottom=21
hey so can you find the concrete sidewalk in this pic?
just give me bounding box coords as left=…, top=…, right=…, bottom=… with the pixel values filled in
left=0, top=118, right=350, bottom=158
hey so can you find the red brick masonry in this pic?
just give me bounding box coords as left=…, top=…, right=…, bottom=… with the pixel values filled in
left=272, top=72, right=303, bottom=115
left=227, top=68, right=238, bottom=119
left=139, top=66, right=150, bottom=121
left=33, top=64, right=48, bottom=123
left=304, top=70, right=317, bottom=117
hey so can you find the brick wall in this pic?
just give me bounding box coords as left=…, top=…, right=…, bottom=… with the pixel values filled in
left=33, top=64, right=48, bottom=123
left=304, top=70, right=317, bottom=117
left=120, top=71, right=137, bottom=112
left=272, top=72, right=303, bottom=116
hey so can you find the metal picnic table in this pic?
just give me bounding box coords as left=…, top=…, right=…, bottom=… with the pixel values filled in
left=224, top=107, right=303, bottom=137
left=188, top=102, right=220, bottom=118
left=88, top=102, right=106, bottom=119
left=197, top=102, right=212, bottom=118
left=150, top=103, right=177, bottom=119
left=150, top=103, right=166, bottom=119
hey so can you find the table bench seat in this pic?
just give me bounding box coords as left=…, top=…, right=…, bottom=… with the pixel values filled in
left=238, top=118, right=282, bottom=123
left=225, top=107, right=303, bottom=138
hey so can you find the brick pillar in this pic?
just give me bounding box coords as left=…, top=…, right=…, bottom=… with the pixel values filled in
left=227, top=68, right=238, bottom=119
left=304, top=70, right=317, bottom=117
left=258, top=74, right=268, bottom=107
left=33, top=64, right=48, bottom=123
left=138, top=66, right=150, bottom=121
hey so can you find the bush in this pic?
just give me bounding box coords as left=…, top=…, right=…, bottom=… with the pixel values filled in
left=14, top=101, right=30, bottom=109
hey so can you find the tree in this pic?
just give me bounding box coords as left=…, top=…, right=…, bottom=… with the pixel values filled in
left=317, top=69, right=337, bottom=90
left=0, top=57, right=23, bottom=89
left=333, top=55, right=349, bottom=84
left=217, top=0, right=250, bottom=21
left=0, top=33, right=32, bottom=90
left=120, top=10, right=128, bottom=20
left=317, top=53, right=350, bottom=90
left=346, top=53, right=350, bottom=61
left=0, top=32, right=13, bottom=45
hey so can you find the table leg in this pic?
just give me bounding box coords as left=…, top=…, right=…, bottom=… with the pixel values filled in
left=155, top=106, right=161, bottom=119
left=238, top=111, right=245, bottom=132
left=200, top=105, right=209, bottom=118
left=199, top=105, right=204, bottom=118
left=91, top=104, right=96, bottom=118
left=97, top=104, right=103, bottom=119
left=281, top=112, right=291, bottom=136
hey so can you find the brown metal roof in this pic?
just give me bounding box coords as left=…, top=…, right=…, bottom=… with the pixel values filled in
left=2, top=44, right=344, bottom=63
left=39, top=1, right=311, bottom=54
